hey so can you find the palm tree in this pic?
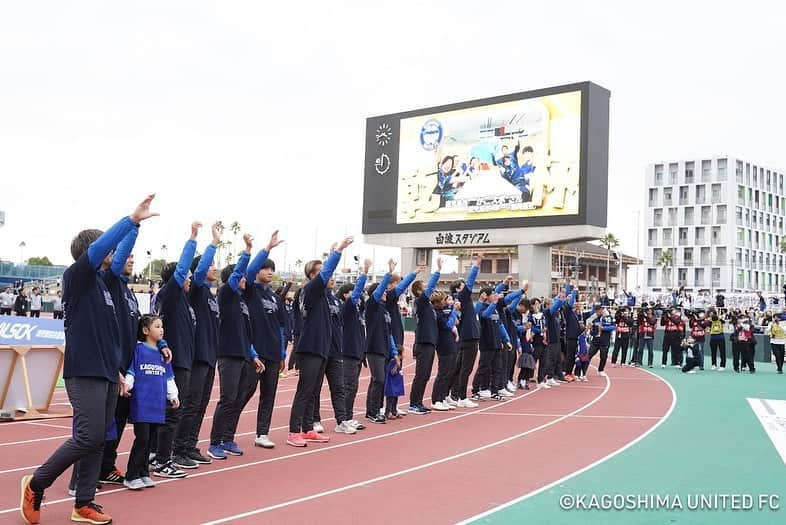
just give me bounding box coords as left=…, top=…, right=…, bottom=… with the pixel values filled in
left=599, top=233, right=620, bottom=289
left=657, top=250, right=674, bottom=287
left=230, top=221, right=241, bottom=254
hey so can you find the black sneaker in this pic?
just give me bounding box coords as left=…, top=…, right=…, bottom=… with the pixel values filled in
left=365, top=414, right=386, bottom=424
left=172, top=454, right=198, bottom=470
left=490, top=393, right=508, bottom=402
left=420, top=404, right=432, bottom=412
left=153, top=461, right=187, bottom=479
left=99, top=469, right=125, bottom=485
left=470, top=393, right=481, bottom=402
left=187, top=449, right=213, bottom=465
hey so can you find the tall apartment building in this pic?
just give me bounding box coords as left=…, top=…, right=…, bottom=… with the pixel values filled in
left=644, top=157, right=786, bottom=293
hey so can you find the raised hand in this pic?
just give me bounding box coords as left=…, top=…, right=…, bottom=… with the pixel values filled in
left=437, top=257, right=443, bottom=272
left=267, top=230, right=284, bottom=251
left=363, top=258, right=372, bottom=274
left=191, top=221, right=203, bottom=240
left=415, top=264, right=427, bottom=275
left=505, top=274, right=514, bottom=284
left=337, top=236, right=354, bottom=252
left=388, top=258, right=397, bottom=274
left=130, top=194, right=159, bottom=223
left=243, top=233, right=254, bottom=252
left=211, top=222, right=222, bottom=246
left=473, top=252, right=483, bottom=265
left=522, top=280, right=530, bottom=292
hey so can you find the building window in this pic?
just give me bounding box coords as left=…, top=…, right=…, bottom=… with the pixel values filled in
left=654, top=208, right=663, bottom=226
left=480, top=260, right=492, bottom=273
left=736, top=161, right=743, bottom=183
left=702, top=160, right=712, bottom=182
left=678, top=268, right=688, bottom=285
left=694, top=267, right=705, bottom=286
left=653, top=248, right=663, bottom=262
left=695, top=226, right=706, bottom=245
left=735, top=206, right=743, bottom=225
left=654, top=165, right=664, bottom=185
left=701, top=206, right=712, bottom=225
left=716, top=204, right=726, bottom=224
left=647, top=268, right=657, bottom=287
left=716, top=247, right=726, bottom=265
left=717, top=158, right=727, bottom=180
left=679, top=227, right=688, bottom=245
left=683, top=247, right=693, bottom=266
left=712, top=267, right=721, bottom=287
left=683, top=207, right=694, bottom=225
left=700, top=247, right=711, bottom=266
left=738, top=185, right=745, bottom=203
left=648, top=228, right=658, bottom=246
left=696, top=184, right=706, bottom=204
left=712, top=226, right=721, bottom=245
left=668, top=207, right=678, bottom=226
left=648, top=188, right=658, bottom=206
left=663, top=228, right=673, bottom=246
left=663, top=187, right=673, bottom=205
left=496, top=258, right=510, bottom=274
left=711, top=183, right=722, bottom=203
left=685, top=161, right=695, bottom=183
left=679, top=186, right=690, bottom=205
left=668, top=163, right=678, bottom=185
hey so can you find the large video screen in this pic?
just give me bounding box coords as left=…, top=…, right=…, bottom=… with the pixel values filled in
left=397, top=91, right=581, bottom=224
left=362, top=82, right=610, bottom=236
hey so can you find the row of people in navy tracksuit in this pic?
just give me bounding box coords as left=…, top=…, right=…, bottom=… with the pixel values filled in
left=23, top=195, right=161, bottom=525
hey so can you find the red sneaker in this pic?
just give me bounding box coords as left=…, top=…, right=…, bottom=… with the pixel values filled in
left=71, top=502, right=111, bottom=524
left=286, top=432, right=307, bottom=447
left=565, top=374, right=576, bottom=382
left=20, top=475, right=43, bottom=525
left=301, top=430, right=330, bottom=443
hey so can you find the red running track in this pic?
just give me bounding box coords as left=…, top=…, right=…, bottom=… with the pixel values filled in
left=0, top=334, right=674, bottom=525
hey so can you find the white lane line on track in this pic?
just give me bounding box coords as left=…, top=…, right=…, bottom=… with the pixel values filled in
left=454, top=366, right=677, bottom=525
left=198, top=375, right=612, bottom=524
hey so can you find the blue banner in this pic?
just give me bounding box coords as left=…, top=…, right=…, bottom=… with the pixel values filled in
left=0, top=317, right=65, bottom=346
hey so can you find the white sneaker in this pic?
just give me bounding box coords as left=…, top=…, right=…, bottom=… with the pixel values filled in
left=334, top=421, right=357, bottom=434
left=687, top=370, right=697, bottom=374
left=547, top=378, right=559, bottom=386
left=506, top=381, right=516, bottom=392
left=457, top=398, right=479, bottom=408
left=254, top=435, right=275, bottom=448
left=431, top=401, right=450, bottom=411
left=661, top=364, right=665, bottom=369
left=538, top=382, right=551, bottom=389
left=611, top=363, right=617, bottom=368
left=313, top=422, right=325, bottom=434
left=580, top=375, right=588, bottom=382
left=498, top=389, right=514, bottom=398
left=621, top=363, right=627, bottom=367
left=445, top=397, right=458, bottom=407
left=479, top=389, right=492, bottom=399
left=599, top=371, right=608, bottom=377
left=710, top=365, right=717, bottom=370
left=123, top=478, right=145, bottom=490
left=718, top=367, right=725, bottom=371
left=519, top=379, right=528, bottom=389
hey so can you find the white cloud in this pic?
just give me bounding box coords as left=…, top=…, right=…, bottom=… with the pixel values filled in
left=1, top=0, right=785, bottom=282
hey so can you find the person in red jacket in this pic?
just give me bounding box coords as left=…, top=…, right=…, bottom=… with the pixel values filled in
left=689, top=311, right=710, bottom=371
left=661, top=308, right=685, bottom=368
left=611, top=307, right=634, bottom=367
left=635, top=307, right=657, bottom=368
left=733, top=315, right=756, bottom=374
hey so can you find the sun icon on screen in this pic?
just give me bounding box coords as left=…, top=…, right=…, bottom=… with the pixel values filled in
left=375, top=123, right=392, bottom=146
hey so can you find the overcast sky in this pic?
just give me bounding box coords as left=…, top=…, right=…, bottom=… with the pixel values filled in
left=1, top=1, right=785, bottom=283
